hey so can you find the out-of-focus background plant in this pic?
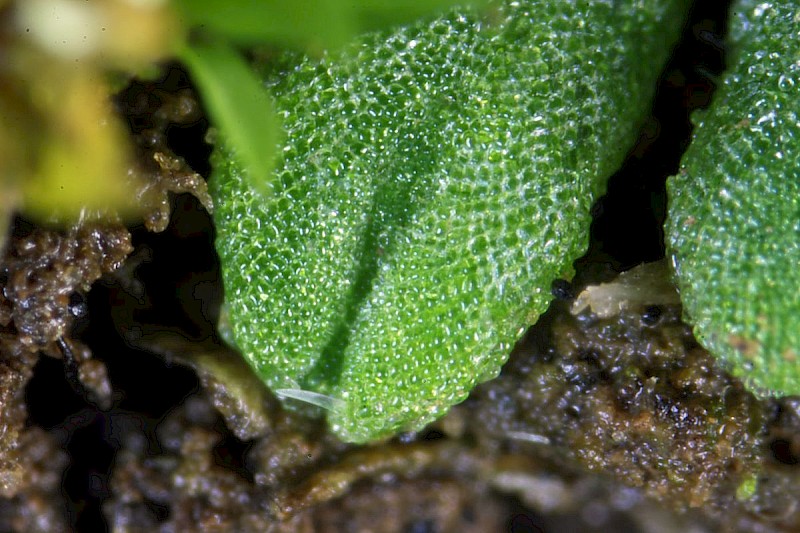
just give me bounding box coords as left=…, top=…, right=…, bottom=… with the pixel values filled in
left=1, top=0, right=174, bottom=229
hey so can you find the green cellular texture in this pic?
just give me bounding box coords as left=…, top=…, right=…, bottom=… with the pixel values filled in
left=667, top=1, right=800, bottom=395
left=211, top=0, right=689, bottom=443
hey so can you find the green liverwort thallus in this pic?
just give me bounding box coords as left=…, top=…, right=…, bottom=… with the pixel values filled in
left=211, top=0, right=689, bottom=443
left=667, top=0, right=800, bottom=397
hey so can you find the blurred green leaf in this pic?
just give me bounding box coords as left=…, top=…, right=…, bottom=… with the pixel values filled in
left=352, top=0, right=491, bottom=33
left=174, top=0, right=488, bottom=51
left=179, top=40, right=280, bottom=195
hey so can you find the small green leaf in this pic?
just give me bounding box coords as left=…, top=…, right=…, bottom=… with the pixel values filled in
left=179, top=40, right=280, bottom=195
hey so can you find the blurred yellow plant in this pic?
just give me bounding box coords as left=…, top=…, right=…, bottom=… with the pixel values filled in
left=0, top=0, right=180, bottom=244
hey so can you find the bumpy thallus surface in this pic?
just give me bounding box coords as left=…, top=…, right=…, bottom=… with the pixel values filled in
left=667, top=0, right=800, bottom=396
left=212, top=0, right=689, bottom=442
